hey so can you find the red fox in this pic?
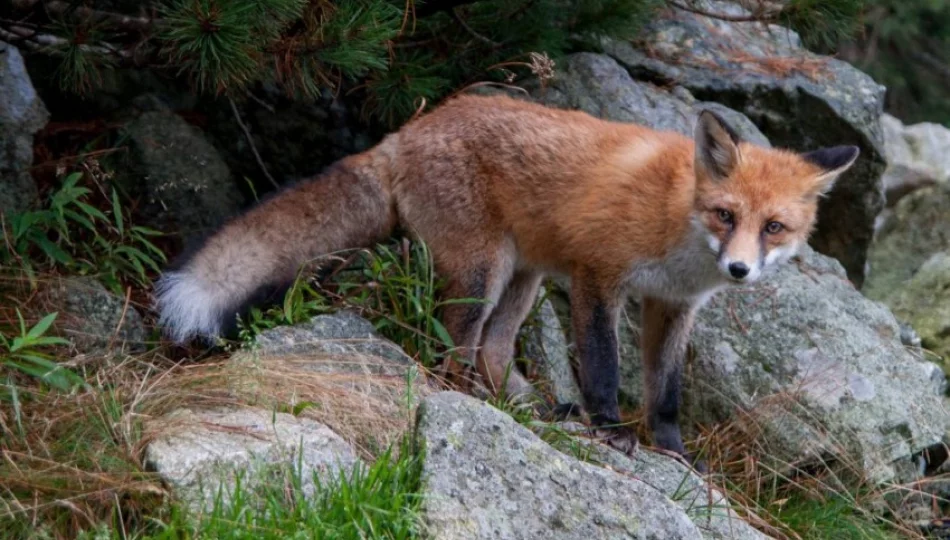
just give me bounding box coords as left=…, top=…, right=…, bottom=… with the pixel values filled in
left=155, top=94, right=858, bottom=466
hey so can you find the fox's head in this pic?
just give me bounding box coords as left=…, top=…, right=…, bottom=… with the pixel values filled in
left=691, top=110, right=859, bottom=283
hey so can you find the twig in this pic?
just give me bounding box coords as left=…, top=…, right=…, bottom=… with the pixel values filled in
left=0, top=23, right=130, bottom=58
left=228, top=96, right=279, bottom=190
left=666, top=0, right=777, bottom=22
left=107, top=286, right=133, bottom=352
left=42, top=1, right=154, bottom=32
left=246, top=91, right=276, bottom=114
left=450, top=8, right=500, bottom=47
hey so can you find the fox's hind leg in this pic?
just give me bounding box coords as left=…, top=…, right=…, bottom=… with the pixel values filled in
left=434, top=243, right=515, bottom=390
left=476, top=269, right=543, bottom=402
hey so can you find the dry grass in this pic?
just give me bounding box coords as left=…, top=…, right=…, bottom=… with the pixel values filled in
left=682, top=386, right=937, bottom=540
left=0, top=339, right=433, bottom=538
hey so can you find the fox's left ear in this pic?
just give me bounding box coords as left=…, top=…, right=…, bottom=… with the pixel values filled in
left=802, top=145, right=860, bottom=196
left=694, top=110, right=742, bottom=182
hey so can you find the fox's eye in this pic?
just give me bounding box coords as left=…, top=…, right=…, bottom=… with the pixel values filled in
left=765, top=221, right=784, bottom=234
left=717, top=209, right=733, bottom=224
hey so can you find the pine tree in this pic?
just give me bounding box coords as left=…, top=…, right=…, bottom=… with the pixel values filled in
left=3, top=0, right=865, bottom=127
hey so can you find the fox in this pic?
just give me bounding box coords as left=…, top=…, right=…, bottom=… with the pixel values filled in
left=154, top=94, right=858, bottom=467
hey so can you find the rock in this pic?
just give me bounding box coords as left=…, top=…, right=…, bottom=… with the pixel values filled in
left=520, top=293, right=583, bottom=406
left=525, top=52, right=770, bottom=148
left=123, top=110, right=243, bottom=241
left=204, top=86, right=376, bottom=187
left=40, top=277, right=147, bottom=353
left=880, top=113, right=947, bottom=206
left=0, top=43, right=49, bottom=215
left=864, top=185, right=950, bottom=302
left=602, top=1, right=887, bottom=286
left=146, top=407, right=360, bottom=512
left=587, top=444, right=768, bottom=540
left=232, top=310, right=429, bottom=454
left=879, top=252, right=950, bottom=362
left=252, top=310, right=414, bottom=376
left=617, top=246, right=950, bottom=484
left=415, top=391, right=706, bottom=539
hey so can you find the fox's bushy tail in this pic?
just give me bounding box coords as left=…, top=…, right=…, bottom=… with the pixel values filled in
left=155, top=152, right=397, bottom=344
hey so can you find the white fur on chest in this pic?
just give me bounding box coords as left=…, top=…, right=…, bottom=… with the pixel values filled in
left=624, top=231, right=729, bottom=303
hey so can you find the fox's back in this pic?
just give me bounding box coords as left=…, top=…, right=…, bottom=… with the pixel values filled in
left=387, top=94, right=697, bottom=272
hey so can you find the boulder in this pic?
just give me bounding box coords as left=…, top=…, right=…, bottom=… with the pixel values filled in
left=415, top=391, right=747, bottom=539
left=602, top=0, right=887, bottom=286
left=251, top=310, right=415, bottom=376
left=864, top=185, right=950, bottom=302
left=876, top=252, right=950, bottom=363
left=146, top=407, right=360, bottom=512
left=232, top=310, right=428, bottom=452
left=616, top=246, right=950, bottom=484
left=0, top=43, right=49, bottom=215
left=587, top=443, right=768, bottom=540
left=123, top=110, right=243, bottom=242
left=524, top=52, right=770, bottom=148
left=879, top=114, right=943, bottom=206
left=40, top=277, right=147, bottom=354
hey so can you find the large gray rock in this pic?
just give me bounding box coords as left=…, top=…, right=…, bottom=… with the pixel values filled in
left=40, top=277, right=147, bottom=354
left=617, top=246, right=950, bottom=484
left=525, top=52, right=771, bottom=148
left=864, top=185, right=950, bottom=302
left=0, top=43, right=49, bottom=215
left=603, top=1, right=887, bottom=286
left=146, top=407, right=360, bottom=512
left=587, top=443, right=768, bottom=540
left=251, top=310, right=414, bottom=376
left=875, top=252, right=950, bottom=363
left=415, top=391, right=708, bottom=539
left=123, top=110, right=243, bottom=240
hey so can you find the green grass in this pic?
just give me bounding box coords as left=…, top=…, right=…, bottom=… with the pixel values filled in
left=772, top=494, right=900, bottom=540
left=68, top=436, right=425, bottom=540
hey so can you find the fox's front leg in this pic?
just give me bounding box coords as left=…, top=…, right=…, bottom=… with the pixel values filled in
left=569, top=276, right=638, bottom=454
left=640, top=295, right=704, bottom=470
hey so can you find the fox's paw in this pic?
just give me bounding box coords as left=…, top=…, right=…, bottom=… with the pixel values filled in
left=544, top=402, right=584, bottom=422
left=687, top=453, right=709, bottom=474
left=594, top=425, right=640, bottom=456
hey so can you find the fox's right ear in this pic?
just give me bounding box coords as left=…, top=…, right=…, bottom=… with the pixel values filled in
left=694, top=110, right=742, bottom=182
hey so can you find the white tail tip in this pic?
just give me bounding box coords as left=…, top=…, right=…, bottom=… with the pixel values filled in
left=154, top=271, right=231, bottom=344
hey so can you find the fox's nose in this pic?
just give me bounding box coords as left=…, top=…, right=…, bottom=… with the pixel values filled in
left=728, top=262, right=750, bottom=279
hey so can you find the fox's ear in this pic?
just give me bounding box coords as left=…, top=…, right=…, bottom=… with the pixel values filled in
left=694, top=110, right=742, bottom=182
left=802, top=145, right=860, bottom=196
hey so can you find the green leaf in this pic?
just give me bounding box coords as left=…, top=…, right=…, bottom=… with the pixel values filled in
left=26, top=312, right=59, bottom=341
left=35, top=237, right=74, bottom=265
left=111, top=189, right=124, bottom=235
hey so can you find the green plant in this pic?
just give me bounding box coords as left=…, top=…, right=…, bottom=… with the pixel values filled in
left=1, top=310, right=81, bottom=394
left=335, top=241, right=485, bottom=368
left=237, top=239, right=484, bottom=368
left=3, top=170, right=167, bottom=295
